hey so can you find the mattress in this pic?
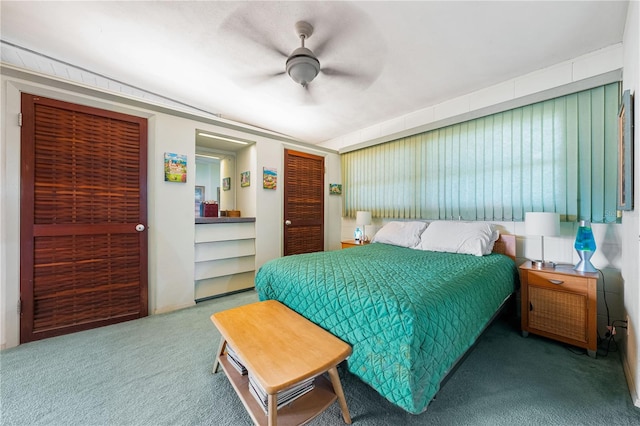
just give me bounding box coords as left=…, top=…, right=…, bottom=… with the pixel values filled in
left=255, top=243, right=518, bottom=413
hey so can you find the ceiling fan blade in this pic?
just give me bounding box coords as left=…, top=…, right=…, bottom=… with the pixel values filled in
left=304, top=84, right=316, bottom=105
left=320, top=67, right=359, bottom=78
left=235, top=70, right=286, bottom=87
left=291, top=83, right=315, bottom=106
left=319, top=66, right=381, bottom=90
left=311, top=36, right=332, bottom=58
left=221, top=14, right=289, bottom=59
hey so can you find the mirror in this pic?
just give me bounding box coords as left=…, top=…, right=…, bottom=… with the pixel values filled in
left=195, top=130, right=252, bottom=217
left=195, top=153, right=223, bottom=217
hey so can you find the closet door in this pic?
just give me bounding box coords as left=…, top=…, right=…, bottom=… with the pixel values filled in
left=283, top=149, right=324, bottom=255
left=20, top=94, right=148, bottom=342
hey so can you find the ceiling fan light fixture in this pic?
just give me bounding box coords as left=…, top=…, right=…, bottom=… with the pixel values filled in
left=286, top=48, right=320, bottom=87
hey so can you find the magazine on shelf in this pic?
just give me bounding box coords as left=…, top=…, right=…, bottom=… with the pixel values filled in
left=225, top=345, right=247, bottom=375
left=248, top=373, right=315, bottom=413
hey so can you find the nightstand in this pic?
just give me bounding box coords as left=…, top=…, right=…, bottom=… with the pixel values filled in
left=341, top=240, right=370, bottom=249
left=519, top=261, right=599, bottom=357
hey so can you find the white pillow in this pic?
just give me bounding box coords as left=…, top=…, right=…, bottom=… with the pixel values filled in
left=414, top=221, right=499, bottom=256
left=371, top=221, right=429, bottom=248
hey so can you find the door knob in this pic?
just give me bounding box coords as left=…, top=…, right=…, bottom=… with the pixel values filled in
left=285, top=220, right=292, bottom=226
left=135, top=224, right=145, bottom=232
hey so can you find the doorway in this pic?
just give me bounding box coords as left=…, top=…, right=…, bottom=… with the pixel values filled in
left=283, top=149, right=325, bottom=255
left=20, top=94, right=148, bottom=343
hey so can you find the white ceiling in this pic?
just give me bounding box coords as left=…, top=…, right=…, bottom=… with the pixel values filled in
left=0, top=1, right=629, bottom=145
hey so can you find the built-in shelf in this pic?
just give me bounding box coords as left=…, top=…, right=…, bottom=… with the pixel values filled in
left=194, top=221, right=256, bottom=301
left=195, top=239, right=255, bottom=263
left=195, top=220, right=256, bottom=243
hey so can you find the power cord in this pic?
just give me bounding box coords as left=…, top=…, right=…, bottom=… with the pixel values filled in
left=559, top=269, right=627, bottom=358
left=598, top=269, right=611, bottom=331
left=595, top=269, right=628, bottom=357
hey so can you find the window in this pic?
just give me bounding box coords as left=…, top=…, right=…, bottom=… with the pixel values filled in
left=342, top=83, right=620, bottom=223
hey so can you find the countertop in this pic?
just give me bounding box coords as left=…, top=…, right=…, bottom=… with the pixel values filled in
left=195, top=217, right=255, bottom=224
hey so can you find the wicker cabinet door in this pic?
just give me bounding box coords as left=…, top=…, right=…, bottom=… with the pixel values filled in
left=528, top=286, right=588, bottom=343
left=20, top=94, right=148, bottom=343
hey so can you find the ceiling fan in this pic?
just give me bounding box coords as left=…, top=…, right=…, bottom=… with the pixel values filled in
left=285, top=21, right=320, bottom=88
left=221, top=4, right=386, bottom=97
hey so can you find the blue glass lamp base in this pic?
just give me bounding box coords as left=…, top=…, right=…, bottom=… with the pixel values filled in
left=574, top=250, right=597, bottom=273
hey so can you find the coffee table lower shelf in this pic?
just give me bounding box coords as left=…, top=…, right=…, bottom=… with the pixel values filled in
left=217, top=355, right=338, bottom=426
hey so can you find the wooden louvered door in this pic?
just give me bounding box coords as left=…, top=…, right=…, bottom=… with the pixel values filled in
left=20, top=94, right=148, bottom=343
left=283, top=149, right=324, bottom=256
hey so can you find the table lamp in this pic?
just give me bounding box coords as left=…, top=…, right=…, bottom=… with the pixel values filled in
left=525, top=212, right=560, bottom=268
left=574, top=220, right=597, bottom=273
left=355, top=211, right=372, bottom=242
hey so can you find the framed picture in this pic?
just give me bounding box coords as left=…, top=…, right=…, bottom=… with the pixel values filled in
left=241, top=171, right=250, bottom=187
left=164, top=152, right=187, bottom=182
left=263, top=167, right=277, bottom=190
left=329, top=183, right=342, bottom=195
left=618, top=89, right=634, bottom=211
left=222, top=177, right=231, bottom=191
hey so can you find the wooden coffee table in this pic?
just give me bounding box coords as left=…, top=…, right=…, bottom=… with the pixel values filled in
left=211, top=300, right=352, bottom=426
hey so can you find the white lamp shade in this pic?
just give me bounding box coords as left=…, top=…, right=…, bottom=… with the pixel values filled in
left=525, top=212, right=560, bottom=237
left=355, top=211, right=372, bottom=226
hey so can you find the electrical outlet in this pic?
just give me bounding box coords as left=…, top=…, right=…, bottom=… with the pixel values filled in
left=627, top=315, right=631, bottom=336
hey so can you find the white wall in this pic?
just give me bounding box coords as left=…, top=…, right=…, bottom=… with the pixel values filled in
left=0, top=69, right=340, bottom=349
left=148, top=114, right=198, bottom=314
left=0, top=72, right=4, bottom=352
left=254, top=141, right=283, bottom=269
left=236, top=145, right=257, bottom=217
left=325, top=148, right=343, bottom=250
left=621, top=0, right=640, bottom=407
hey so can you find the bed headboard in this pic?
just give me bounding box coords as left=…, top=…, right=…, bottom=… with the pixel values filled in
left=492, top=234, right=516, bottom=262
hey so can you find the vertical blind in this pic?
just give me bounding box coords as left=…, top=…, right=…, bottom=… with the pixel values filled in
left=342, top=82, right=620, bottom=223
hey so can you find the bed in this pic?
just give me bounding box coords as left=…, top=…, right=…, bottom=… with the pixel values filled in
left=255, top=221, right=518, bottom=414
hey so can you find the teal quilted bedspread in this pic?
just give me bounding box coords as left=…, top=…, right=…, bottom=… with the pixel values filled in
left=255, top=243, right=518, bottom=414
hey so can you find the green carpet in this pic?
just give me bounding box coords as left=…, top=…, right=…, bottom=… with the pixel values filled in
left=1, top=289, right=639, bottom=425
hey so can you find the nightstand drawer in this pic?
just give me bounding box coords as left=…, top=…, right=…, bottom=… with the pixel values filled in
left=527, top=270, right=587, bottom=294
